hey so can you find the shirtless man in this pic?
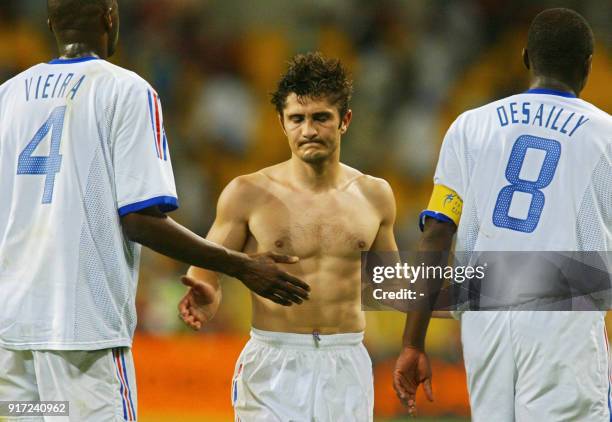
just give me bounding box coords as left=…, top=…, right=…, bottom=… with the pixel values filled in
left=178, top=52, right=397, bottom=421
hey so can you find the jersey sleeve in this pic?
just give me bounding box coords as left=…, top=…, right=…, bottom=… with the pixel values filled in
left=113, top=82, right=178, bottom=216
left=419, top=117, right=466, bottom=231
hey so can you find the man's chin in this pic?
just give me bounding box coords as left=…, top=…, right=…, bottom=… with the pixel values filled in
left=299, top=152, right=330, bottom=164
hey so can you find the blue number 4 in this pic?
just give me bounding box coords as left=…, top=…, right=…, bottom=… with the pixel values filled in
left=17, top=106, right=66, bottom=204
left=492, top=134, right=561, bottom=233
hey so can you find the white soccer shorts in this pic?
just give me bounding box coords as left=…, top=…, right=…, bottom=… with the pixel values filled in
left=461, top=311, right=610, bottom=421
left=231, top=328, right=374, bottom=422
left=0, top=347, right=137, bottom=421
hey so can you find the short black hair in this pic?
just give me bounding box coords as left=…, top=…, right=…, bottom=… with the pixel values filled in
left=48, top=0, right=111, bottom=32
left=271, top=52, right=353, bottom=118
left=527, top=8, right=594, bottom=82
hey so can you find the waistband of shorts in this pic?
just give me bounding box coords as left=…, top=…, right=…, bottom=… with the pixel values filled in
left=250, top=328, right=364, bottom=349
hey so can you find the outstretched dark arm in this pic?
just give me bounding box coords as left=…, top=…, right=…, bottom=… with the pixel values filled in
left=121, top=206, right=310, bottom=305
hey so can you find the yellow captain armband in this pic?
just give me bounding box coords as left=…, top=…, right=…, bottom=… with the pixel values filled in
left=418, top=184, right=463, bottom=231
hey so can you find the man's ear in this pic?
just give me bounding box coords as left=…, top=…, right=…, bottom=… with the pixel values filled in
left=103, top=7, right=113, bottom=32
left=584, top=54, right=593, bottom=79
left=340, top=109, right=352, bottom=134
left=522, top=48, right=530, bottom=71
left=578, top=54, right=593, bottom=93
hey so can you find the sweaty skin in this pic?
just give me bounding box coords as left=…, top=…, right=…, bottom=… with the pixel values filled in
left=183, top=94, right=398, bottom=334
left=216, top=163, right=395, bottom=334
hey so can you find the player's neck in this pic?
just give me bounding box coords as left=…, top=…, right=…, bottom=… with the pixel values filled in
left=56, top=35, right=107, bottom=60
left=289, top=155, right=343, bottom=191
left=529, top=76, right=580, bottom=97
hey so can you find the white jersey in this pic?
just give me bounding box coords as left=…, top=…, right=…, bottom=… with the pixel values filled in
left=434, top=89, right=612, bottom=253
left=0, top=57, right=178, bottom=350
left=430, top=89, right=612, bottom=421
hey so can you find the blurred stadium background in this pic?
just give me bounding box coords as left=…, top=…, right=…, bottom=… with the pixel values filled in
left=1, top=0, right=610, bottom=420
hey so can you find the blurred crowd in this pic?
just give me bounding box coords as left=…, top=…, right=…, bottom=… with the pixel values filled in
left=1, top=0, right=610, bottom=362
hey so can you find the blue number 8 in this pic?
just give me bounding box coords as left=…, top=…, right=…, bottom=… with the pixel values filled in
left=17, top=106, right=66, bottom=204
left=492, top=135, right=561, bottom=233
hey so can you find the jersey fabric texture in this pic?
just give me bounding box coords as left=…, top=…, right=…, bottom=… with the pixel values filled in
left=429, top=89, right=611, bottom=253
left=0, top=57, right=178, bottom=350
left=425, top=89, right=612, bottom=421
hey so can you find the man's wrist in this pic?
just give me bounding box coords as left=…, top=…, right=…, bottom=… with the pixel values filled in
left=402, top=342, right=425, bottom=352
left=223, top=249, right=250, bottom=278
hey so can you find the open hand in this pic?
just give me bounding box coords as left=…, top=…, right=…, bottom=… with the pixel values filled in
left=393, top=346, right=433, bottom=416
left=178, top=275, right=220, bottom=330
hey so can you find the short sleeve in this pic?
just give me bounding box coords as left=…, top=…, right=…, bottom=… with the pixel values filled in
left=113, top=82, right=178, bottom=216
left=419, top=116, right=466, bottom=231
left=433, top=117, right=465, bottom=198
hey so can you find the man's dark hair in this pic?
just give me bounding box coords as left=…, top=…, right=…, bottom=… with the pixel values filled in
left=271, top=52, right=353, bottom=119
left=48, top=0, right=111, bottom=32
left=527, top=8, right=594, bottom=82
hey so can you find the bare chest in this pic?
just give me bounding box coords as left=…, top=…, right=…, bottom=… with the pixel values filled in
left=248, top=192, right=381, bottom=257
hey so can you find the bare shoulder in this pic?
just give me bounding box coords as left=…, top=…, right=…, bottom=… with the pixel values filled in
left=217, top=170, right=275, bottom=219
left=220, top=161, right=290, bottom=206
left=357, top=175, right=394, bottom=199
left=342, top=165, right=396, bottom=222
left=346, top=169, right=394, bottom=203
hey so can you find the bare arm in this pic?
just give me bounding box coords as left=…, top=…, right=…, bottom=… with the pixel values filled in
left=401, top=218, right=456, bottom=349
left=184, top=176, right=254, bottom=283
left=176, top=176, right=310, bottom=329
left=368, top=178, right=399, bottom=253
left=121, top=206, right=249, bottom=277
left=120, top=177, right=310, bottom=310
left=393, top=217, right=456, bottom=413
left=368, top=182, right=455, bottom=315
left=177, top=178, right=253, bottom=329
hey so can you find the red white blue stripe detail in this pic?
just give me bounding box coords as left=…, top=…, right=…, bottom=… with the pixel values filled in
left=147, top=89, right=167, bottom=161
left=233, top=363, right=243, bottom=421
left=113, top=348, right=136, bottom=421
left=232, top=363, right=243, bottom=408
left=604, top=327, right=612, bottom=422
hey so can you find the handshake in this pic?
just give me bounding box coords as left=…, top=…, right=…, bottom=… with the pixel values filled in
left=178, top=251, right=310, bottom=330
